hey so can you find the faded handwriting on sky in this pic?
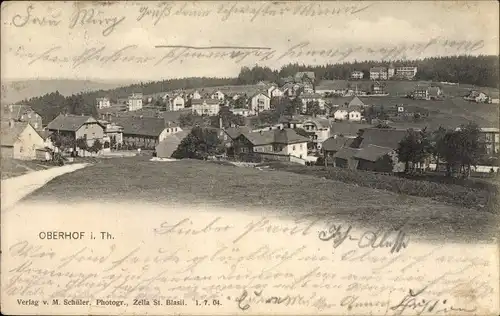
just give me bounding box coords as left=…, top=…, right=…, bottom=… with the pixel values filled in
left=8, top=38, right=485, bottom=69
left=2, top=214, right=495, bottom=314
left=7, top=2, right=375, bottom=36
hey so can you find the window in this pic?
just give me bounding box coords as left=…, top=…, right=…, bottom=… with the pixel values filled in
left=20, top=146, right=23, bottom=152
left=34, top=123, right=38, bottom=128
left=32, top=144, right=35, bottom=150
left=292, top=145, right=296, bottom=151
left=167, top=129, right=170, bottom=133
left=300, top=144, right=303, bottom=149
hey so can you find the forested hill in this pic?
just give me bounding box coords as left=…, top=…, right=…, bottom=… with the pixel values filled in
left=17, top=55, right=499, bottom=124
left=237, top=55, right=499, bottom=87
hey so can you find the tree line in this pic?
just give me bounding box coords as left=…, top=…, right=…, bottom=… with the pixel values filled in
left=237, top=55, right=499, bottom=87
left=396, top=122, right=489, bottom=178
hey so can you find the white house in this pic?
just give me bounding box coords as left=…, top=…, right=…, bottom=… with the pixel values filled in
left=191, top=99, right=220, bottom=116
left=351, top=71, right=364, bottom=79
left=128, top=93, right=143, bottom=111
left=169, top=95, right=185, bottom=111
left=348, top=108, right=362, bottom=122
left=302, top=119, right=331, bottom=151
left=192, top=91, right=202, bottom=100
left=270, top=87, right=284, bottom=98
left=249, top=93, right=271, bottom=115
left=96, top=97, right=111, bottom=109
left=211, top=90, right=225, bottom=101
left=300, top=93, right=326, bottom=113
left=334, top=109, right=349, bottom=121
left=369, top=67, right=388, bottom=80
left=230, top=108, right=250, bottom=117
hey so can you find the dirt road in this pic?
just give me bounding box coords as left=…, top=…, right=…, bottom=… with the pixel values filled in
left=1, top=163, right=89, bottom=212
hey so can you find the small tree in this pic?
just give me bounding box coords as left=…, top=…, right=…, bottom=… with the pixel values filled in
left=76, top=137, right=88, bottom=157
left=397, top=129, right=432, bottom=174
left=90, top=139, right=103, bottom=154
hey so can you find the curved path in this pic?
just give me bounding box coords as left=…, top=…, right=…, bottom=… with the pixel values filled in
left=1, top=163, right=89, bottom=212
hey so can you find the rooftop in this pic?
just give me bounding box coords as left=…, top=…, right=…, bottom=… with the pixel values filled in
left=354, top=144, right=394, bottom=162
left=47, top=114, right=101, bottom=132
left=111, top=116, right=172, bottom=137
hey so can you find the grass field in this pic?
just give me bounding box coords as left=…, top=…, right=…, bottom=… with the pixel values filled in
left=1, top=158, right=54, bottom=179
left=22, top=156, right=499, bottom=243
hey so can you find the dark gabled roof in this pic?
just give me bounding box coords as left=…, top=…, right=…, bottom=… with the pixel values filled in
left=358, top=128, right=409, bottom=150
left=370, top=67, right=387, bottom=72
left=303, top=118, right=331, bottom=129
left=47, top=114, right=101, bottom=132
left=322, top=136, right=354, bottom=152
left=330, top=122, right=369, bottom=137
left=1, top=121, right=29, bottom=146
left=333, top=147, right=361, bottom=160
left=354, top=144, right=394, bottom=162
left=111, top=117, right=167, bottom=137
left=274, top=128, right=309, bottom=144
left=224, top=126, right=251, bottom=140
left=348, top=96, right=365, bottom=107
left=242, top=128, right=308, bottom=146
left=2, top=104, right=40, bottom=120
left=294, top=72, right=316, bottom=81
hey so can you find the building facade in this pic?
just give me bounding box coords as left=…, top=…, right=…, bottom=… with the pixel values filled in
left=191, top=99, right=221, bottom=116
left=128, top=93, right=143, bottom=111
left=96, top=97, right=111, bottom=109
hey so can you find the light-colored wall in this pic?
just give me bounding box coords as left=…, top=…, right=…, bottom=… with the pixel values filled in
left=170, top=97, right=185, bottom=111
left=11, top=124, right=45, bottom=160
left=282, top=142, right=308, bottom=159
left=250, top=94, right=271, bottom=113
left=76, top=122, right=105, bottom=146
left=128, top=99, right=143, bottom=111
left=192, top=102, right=220, bottom=116
left=334, top=111, right=348, bottom=120
left=253, top=144, right=273, bottom=153
left=349, top=111, right=362, bottom=121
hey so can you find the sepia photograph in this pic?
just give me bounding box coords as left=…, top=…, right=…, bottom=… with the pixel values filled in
left=1, top=1, right=499, bottom=315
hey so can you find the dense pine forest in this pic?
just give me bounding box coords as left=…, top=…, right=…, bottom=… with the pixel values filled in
left=17, top=55, right=499, bottom=124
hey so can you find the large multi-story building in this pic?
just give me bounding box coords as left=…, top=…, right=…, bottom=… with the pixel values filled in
left=351, top=71, right=364, bottom=80
left=369, top=67, right=388, bottom=80
left=128, top=93, right=143, bottom=111
left=96, top=97, right=111, bottom=109
left=396, top=66, right=418, bottom=79
left=479, top=127, right=500, bottom=156
left=191, top=99, right=220, bottom=116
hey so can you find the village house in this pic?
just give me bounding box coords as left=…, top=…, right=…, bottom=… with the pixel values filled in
left=96, top=97, right=111, bottom=109
left=351, top=70, right=364, bottom=80
left=230, top=108, right=250, bottom=117
left=333, top=147, right=361, bottom=169
left=479, top=127, right=500, bottom=156
left=111, top=117, right=181, bottom=149
left=211, top=90, right=225, bottom=101
left=2, top=104, right=43, bottom=130
left=321, top=136, right=355, bottom=166
left=413, top=85, right=430, bottom=100
left=464, top=90, right=489, bottom=103
left=348, top=107, right=362, bottom=122
left=102, top=121, right=124, bottom=147
left=128, top=93, right=143, bottom=111
left=191, top=99, right=221, bottom=116
left=249, top=93, right=271, bottom=115
left=334, top=109, right=349, bottom=121
left=169, top=95, right=185, bottom=111
left=388, top=64, right=396, bottom=78
left=413, top=85, right=443, bottom=100
left=395, top=66, right=418, bottom=79
left=232, top=128, right=309, bottom=160
left=47, top=114, right=105, bottom=147
left=300, top=93, right=326, bottom=113
left=370, top=82, right=387, bottom=95
left=294, top=72, right=316, bottom=93
left=1, top=121, right=46, bottom=160
left=269, top=86, right=284, bottom=98
left=192, top=90, right=202, bottom=100
left=370, top=67, right=388, bottom=80
left=354, top=144, right=403, bottom=172
left=280, top=116, right=304, bottom=129
left=302, top=119, right=331, bottom=152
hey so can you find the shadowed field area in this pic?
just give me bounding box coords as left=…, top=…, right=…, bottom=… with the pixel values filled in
left=23, top=156, right=499, bottom=243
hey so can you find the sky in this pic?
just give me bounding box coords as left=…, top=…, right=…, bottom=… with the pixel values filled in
left=1, top=1, right=498, bottom=81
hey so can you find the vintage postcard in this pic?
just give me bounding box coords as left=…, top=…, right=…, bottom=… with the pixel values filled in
left=1, top=1, right=499, bottom=315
